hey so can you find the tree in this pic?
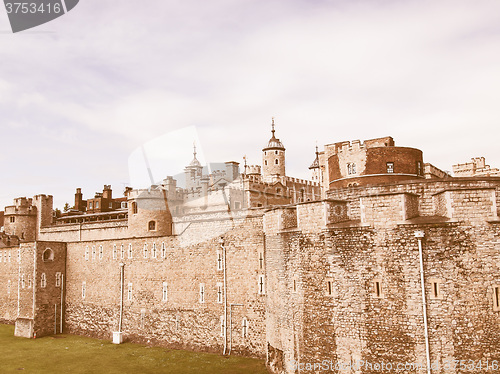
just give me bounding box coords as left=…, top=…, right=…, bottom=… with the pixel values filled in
left=63, top=203, right=71, bottom=212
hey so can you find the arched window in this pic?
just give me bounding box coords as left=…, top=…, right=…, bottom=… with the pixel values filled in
left=42, top=248, right=54, bottom=262
left=148, top=221, right=156, bottom=231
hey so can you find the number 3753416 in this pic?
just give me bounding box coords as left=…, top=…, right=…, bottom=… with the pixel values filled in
left=5, top=2, right=62, bottom=14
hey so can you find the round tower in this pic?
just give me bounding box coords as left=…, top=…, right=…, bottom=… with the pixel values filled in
left=127, top=188, right=173, bottom=237
left=262, top=118, right=286, bottom=183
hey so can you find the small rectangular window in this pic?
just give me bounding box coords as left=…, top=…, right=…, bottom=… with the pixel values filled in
left=113, top=245, right=117, bottom=260
left=373, top=279, right=383, bottom=298
left=292, top=279, right=297, bottom=293
left=242, top=318, right=248, bottom=338
left=429, top=278, right=443, bottom=300
left=92, top=246, right=96, bottom=260
left=493, top=285, right=500, bottom=311
left=128, top=283, right=133, bottom=301
left=55, top=272, right=61, bottom=287
left=10, top=216, right=15, bottom=223
left=199, top=283, right=205, bottom=303
left=7, top=280, right=11, bottom=294
left=162, top=282, right=168, bottom=302
left=8, top=251, right=11, bottom=262
left=217, top=250, right=223, bottom=271
left=217, top=282, right=223, bottom=303
left=386, top=162, right=394, bottom=174
left=161, top=243, right=166, bottom=259
left=417, top=161, right=423, bottom=176
left=152, top=243, right=157, bottom=259
left=82, top=281, right=86, bottom=299
left=258, top=275, right=265, bottom=295
left=327, top=280, right=333, bottom=296
left=143, top=244, right=148, bottom=259
left=85, top=246, right=89, bottom=261
left=258, top=252, right=264, bottom=270
left=21, top=274, right=25, bottom=289
left=128, top=244, right=132, bottom=259
left=40, top=273, right=46, bottom=288
left=95, top=201, right=99, bottom=209
left=99, top=245, right=103, bottom=260
left=28, top=274, right=32, bottom=288
left=89, top=202, right=93, bottom=209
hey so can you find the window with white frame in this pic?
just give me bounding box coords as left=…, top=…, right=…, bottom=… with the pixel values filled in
left=55, top=272, right=61, bottom=287
left=40, top=273, right=47, bottom=288
left=128, top=244, right=132, bottom=259
left=127, top=283, right=133, bottom=301
left=258, top=275, right=265, bottom=295
left=386, top=162, right=394, bottom=173
left=82, top=281, right=86, bottom=299
left=27, top=274, right=32, bottom=288
left=199, top=283, right=205, bottom=303
left=162, top=282, right=168, bottom=302
left=21, top=274, right=25, bottom=289
left=85, top=246, right=89, bottom=261
left=161, top=242, right=166, bottom=259
left=242, top=318, right=248, bottom=338
left=99, top=245, right=103, bottom=260
left=217, top=250, right=223, bottom=271
left=113, top=245, right=117, bottom=260
left=220, top=316, right=225, bottom=337
left=92, top=246, right=96, bottom=260
left=152, top=243, right=157, bottom=259
left=217, top=282, right=223, bottom=303
left=7, top=280, right=10, bottom=294
left=259, top=252, right=264, bottom=270
left=8, top=251, right=11, bottom=262
left=143, top=244, right=148, bottom=258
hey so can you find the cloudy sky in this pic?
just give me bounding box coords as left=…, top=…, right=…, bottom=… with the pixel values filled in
left=1, top=0, right=500, bottom=209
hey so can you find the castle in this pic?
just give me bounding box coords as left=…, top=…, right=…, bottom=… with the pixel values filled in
left=1, top=123, right=500, bottom=374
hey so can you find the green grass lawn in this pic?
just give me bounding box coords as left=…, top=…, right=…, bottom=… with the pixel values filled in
left=0, top=324, right=268, bottom=374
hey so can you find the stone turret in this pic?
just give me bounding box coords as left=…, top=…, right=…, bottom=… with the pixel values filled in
left=262, top=118, right=286, bottom=183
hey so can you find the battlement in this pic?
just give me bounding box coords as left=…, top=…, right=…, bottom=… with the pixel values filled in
left=326, top=136, right=395, bottom=155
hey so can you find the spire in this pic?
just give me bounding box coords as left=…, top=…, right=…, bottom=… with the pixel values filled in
left=309, top=144, right=320, bottom=169
left=193, top=142, right=197, bottom=158
left=263, top=117, right=285, bottom=150
left=188, top=141, right=201, bottom=168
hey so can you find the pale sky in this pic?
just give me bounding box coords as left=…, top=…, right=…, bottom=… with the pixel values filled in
left=1, top=0, right=500, bottom=209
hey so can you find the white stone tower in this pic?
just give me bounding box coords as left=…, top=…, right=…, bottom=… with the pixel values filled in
left=262, top=118, right=286, bottom=183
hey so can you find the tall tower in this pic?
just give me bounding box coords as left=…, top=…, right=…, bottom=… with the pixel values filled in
left=262, top=118, right=286, bottom=183
left=184, top=143, right=203, bottom=190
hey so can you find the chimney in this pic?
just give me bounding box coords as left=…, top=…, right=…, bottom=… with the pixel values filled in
left=103, top=185, right=112, bottom=200
left=75, top=188, right=83, bottom=212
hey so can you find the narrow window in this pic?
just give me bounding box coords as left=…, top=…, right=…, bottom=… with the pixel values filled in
left=28, top=274, right=32, bottom=288
left=217, top=282, right=223, bottom=303
left=21, top=274, right=25, bottom=289
left=40, top=273, right=46, bottom=288
left=161, top=242, right=166, bottom=259
left=386, top=162, right=394, bottom=173
left=275, top=150, right=278, bottom=155
left=8, top=251, right=11, bottom=262
left=152, top=243, right=157, bottom=259
left=327, top=280, right=333, bottom=296
left=275, top=159, right=279, bottom=165
left=264, top=160, right=268, bottom=165
left=95, top=201, right=99, bottom=209
left=217, top=250, right=223, bottom=271
left=199, top=283, right=205, bottom=303
left=352, top=163, right=356, bottom=174
left=258, top=275, right=265, bottom=295
left=127, top=283, right=133, bottom=301
left=417, top=161, right=423, bottom=176
left=242, top=318, right=248, bottom=338
left=162, top=282, right=168, bottom=302
left=7, top=280, right=11, bottom=294
left=143, top=244, right=148, bottom=259
left=82, top=281, right=86, bottom=299
left=220, top=316, right=225, bottom=337
left=89, top=202, right=93, bottom=209
left=10, top=216, right=15, bottom=223
left=347, top=163, right=352, bottom=175
left=373, top=279, right=383, bottom=298
left=429, top=278, right=442, bottom=300
left=55, top=272, right=61, bottom=287
left=128, top=244, right=132, bottom=259
left=148, top=221, right=156, bottom=231
left=132, top=202, right=138, bottom=214
left=293, top=279, right=297, bottom=293
left=92, top=246, right=96, bottom=260
left=99, top=245, right=103, bottom=260
left=493, top=286, right=500, bottom=311
left=85, top=246, right=89, bottom=261
left=259, top=252, right=264, bottom=270
left=113, top=245, right=117, bottom=260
